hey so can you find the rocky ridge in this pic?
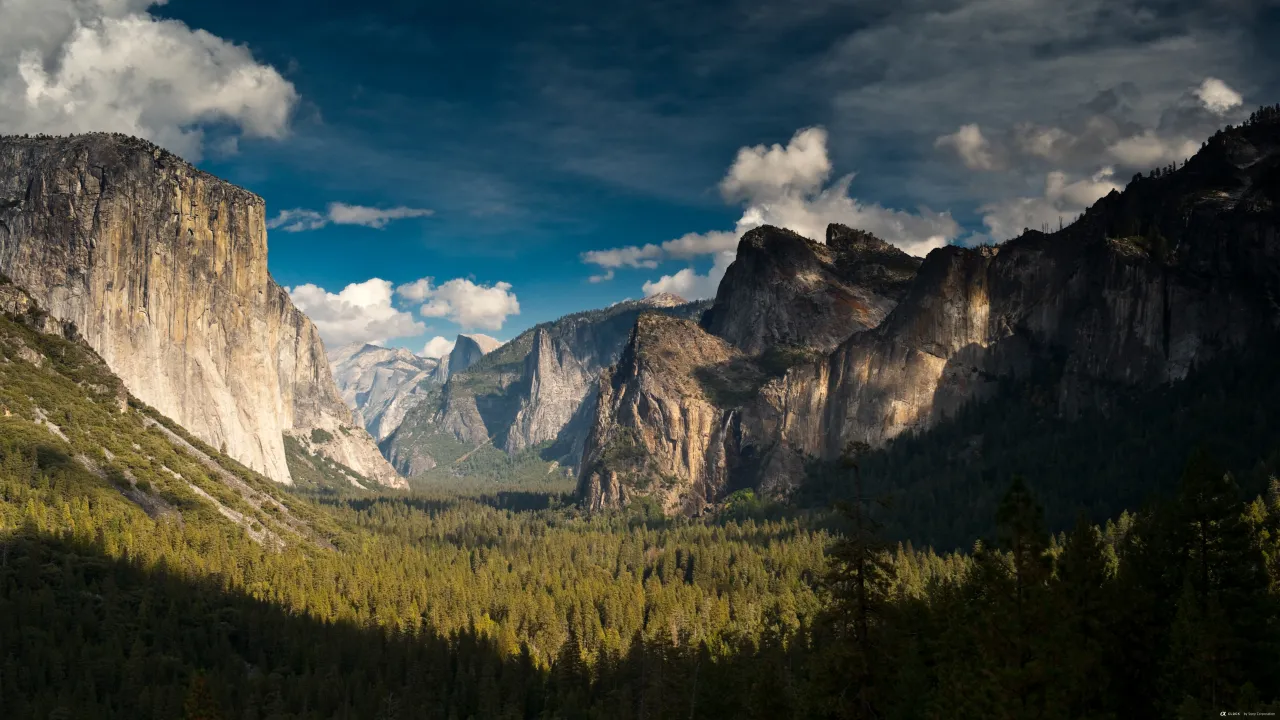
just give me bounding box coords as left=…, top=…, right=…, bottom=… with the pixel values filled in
left=580, top=115, right=1280, bottom=513
left=381, top=293, right=707, bottom=477
left=0, top=133, right=404, bottom=488
left=329, top=343, right=441, bottom=442
left=578, top=313, right=755, bottom=514
left=702, top=224, right=920, bottom=354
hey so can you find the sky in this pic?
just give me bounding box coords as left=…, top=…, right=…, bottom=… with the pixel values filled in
left=2, top=0, right=1278, bottom=356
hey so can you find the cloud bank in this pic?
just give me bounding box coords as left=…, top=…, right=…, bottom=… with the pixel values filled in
left=933, top=77, right=1249, bottom=241
left=582, top=127, right=959, bottom=299
left=268, top=203, right=434, bottom=232
left=288, top=279, right=425, bottom=348
left=0, top=0, right=298, bottom=160
left=420, top=336, right=456, bottom=359
left=289, top=273, right=522, bottom=348
left=396, top=277, right=521, bottom=331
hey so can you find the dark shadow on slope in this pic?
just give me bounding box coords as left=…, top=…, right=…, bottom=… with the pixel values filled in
left=0, top=528, right=821, bottom=720
left=540, top=381, right=600, bottom=467
left=0, top=530, right=548, bottom=720
left=798, top=335, right=1280, bottom=551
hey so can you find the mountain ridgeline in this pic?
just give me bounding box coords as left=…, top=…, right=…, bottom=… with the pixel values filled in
left=377, top=294, right=709, bottom=478
left=579, top=115, right=1280, bottom=529
left=0, top=133, right=403, bottom=489
left=329, top=343, right=442, bottom=442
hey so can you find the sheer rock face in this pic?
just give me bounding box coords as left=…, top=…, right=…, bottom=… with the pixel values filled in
left=743, top=123, right=1280, bottom=494
left=502, top=295, right=697, bottom=458
left=702, top=224, right=920, bottom=354
left=381, top=294, right=707, bottom=476
left=579, top=223, right=925, bottom=510
left=0, top=133, right=404, bottom=488
left=585, top=120, right=1280, bottom=512
left=505, top=326, right=594, bottom=454
left=437, top=333, right=501, bottom=383
left=328, top=343, right=440, bottom=442
left=578, top=314, right=744, bottom=514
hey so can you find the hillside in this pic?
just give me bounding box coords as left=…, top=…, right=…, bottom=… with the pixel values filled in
left=0, top=133, right=402, bottom=489
left=0, top=278, right=346, bottom=549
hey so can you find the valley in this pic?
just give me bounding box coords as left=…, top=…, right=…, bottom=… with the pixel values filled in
left=1, top=108, right=1279, bottom=717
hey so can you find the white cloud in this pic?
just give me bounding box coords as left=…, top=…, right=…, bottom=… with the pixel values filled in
left=0, top=0, right=298, bottom=161
left=660, top=229, right=741, bottom=259
left=586, top=126, right=959, bottom=298
left=642, top=251, right=736, bottom=300
left=266, top=209, right=326, bottom=233
left=288, top=278, right=426, bottom=348
left=579, top=244, right=663, bottom=269
left=395, top=277, right=520, bottom=331
left=979, top=167, right=1122, bottom=241
left=420, top=336, right=456, bottom=359
left=720, top=126, right=831, bottom=202
left=268, top=202, right=433, bottom=232
left=935, top=124, right=1000, bottom=170
left=326, top=202, right=434, bottom=228
left=1106, top=131, right=1199, bottom=168
left=1195, top=77, right=1243, bottom=114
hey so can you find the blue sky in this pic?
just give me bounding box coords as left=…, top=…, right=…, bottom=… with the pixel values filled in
left=3, top=0, right=1278, bottom=355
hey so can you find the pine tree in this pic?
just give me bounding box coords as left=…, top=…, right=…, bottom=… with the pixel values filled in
left=821, top=441, right=892, bottom=719
left=1162, top=451, right=1276, bottom=712
left=1050, top=515, right=1112, bottom=717
left=990, top=477, right=1053, bottom=717
left=183, top=672, right=223, bottom=720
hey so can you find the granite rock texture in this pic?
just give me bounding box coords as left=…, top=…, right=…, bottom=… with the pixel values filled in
left=0, top=133, right=404, bottom=488
left=581, top=119, right=1280, bottom=512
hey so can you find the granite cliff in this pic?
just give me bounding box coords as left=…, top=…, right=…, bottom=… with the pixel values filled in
left=329, top=343, right=441, bottom=442
left=381, top=294, right=707, bottom=477
left=577, top=224, right=921, bottom=510
left=581, top=116, right=1280, bottom=512
left=703, top=224, right=920, bottom=354
left=440, top=333, right=503, bottom=382
left=0, top=133, right=404, bottom=488
left=578, top=313, right=759, bottom=513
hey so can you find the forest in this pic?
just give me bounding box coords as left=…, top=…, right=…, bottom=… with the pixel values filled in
left=2, top=432, right=1278, bottom=717
left=2, top=290, right=1279, bottom=718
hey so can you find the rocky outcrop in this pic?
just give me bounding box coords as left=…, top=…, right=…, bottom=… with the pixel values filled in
left=578, top=313, right=755, bottom=514
left=329, top=343, right=441, bottom=441
left=380, top=294, right=707, bottom=476
left=702, top=224, right=920, bottom=354
left=506, top=326, right=594, bottom=454
left=747, top=122, right=1280, bottom=481
left=0, top=133, right=404, bottom=488
left=585, top=117, right=1280, bottom=513
left=425, top=333, right=503, bottom=385
left=445, top=334, right=502, bottom=379
left=0, top=276, right=84, bottom=342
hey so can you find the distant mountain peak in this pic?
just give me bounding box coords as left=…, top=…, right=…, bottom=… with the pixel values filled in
left=635, top=292, right=689, bottom=308
left=456, top=333, right=503, bottom=354
left=702, top=222, right=921, bottom=355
